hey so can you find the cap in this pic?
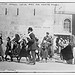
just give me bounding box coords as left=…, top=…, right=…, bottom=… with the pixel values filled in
left=28, top=27, right=33, bottom=31
left=46, top=32, right=49, bottom=34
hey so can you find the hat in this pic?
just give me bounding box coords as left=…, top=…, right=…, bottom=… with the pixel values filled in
left=7, top=37, right=10, bottom=41
left=28, top=27, right=33, bottom=31
left=46, top=32, right=49, bottom=34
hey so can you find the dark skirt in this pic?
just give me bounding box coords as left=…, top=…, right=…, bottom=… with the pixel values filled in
left=0, top=45, right=4, bottom=56
left=5, top=49, right=9, bottom=55
left=61, top=44, right=73, bottom=61
left=66, top=59, right=73, bottom=64
left=5, top=50, right=12, bottom=56
left=19, top=48, right=28, bottom=57
left=5, top=47, right=11, bottom=55
left=40, top=49, right=48, bottom=59
left=48, top=46, right=52, bottom=56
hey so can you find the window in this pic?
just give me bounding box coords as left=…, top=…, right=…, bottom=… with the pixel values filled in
left=5, top=8, right=7, bottom=15
left=64, top=19, right=71, bottom=33
left=34, top=9, right=35, bottom=16
left=17, top=8, right=19, bottom=15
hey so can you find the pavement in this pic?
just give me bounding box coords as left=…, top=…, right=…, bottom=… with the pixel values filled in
left=0, top=54, right=75, bottom=73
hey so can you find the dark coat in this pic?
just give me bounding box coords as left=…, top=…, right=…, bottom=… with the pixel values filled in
left=27, top=33, right=37, bottom=51
left=43, top=36, right=53, bottom=46
left=0, top=37, right=4, bottom=56
left=61, top=44, right=73, bottom=60
left=19, top=40, right=28, bottom=57
left=0, top=37, right=3, bottom=45
left=5, top=41, right=11, bottom=55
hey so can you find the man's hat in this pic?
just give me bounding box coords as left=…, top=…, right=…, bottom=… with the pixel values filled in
left=28, top=27, right=33, bottom=31
left=7, top=37, right=10, bottom=41
left=46, top=32, right=49, bottom=34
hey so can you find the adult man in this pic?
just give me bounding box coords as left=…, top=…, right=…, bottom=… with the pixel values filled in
left=27, top=27, right=36, bottom=65
left=42, top=32, right=53, bottom=60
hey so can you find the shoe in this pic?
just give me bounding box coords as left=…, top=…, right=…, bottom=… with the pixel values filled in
left=2, top=58, right=4, bottom=62
left=30, top=62, right=35, bottom=65
left=36, top=58, right=40, bottom=62
left=10, top=56, right=13, bottom=61
left=45, top=60, right=47, bottom=63
left=33, top=63, right=35, bottom=65
left=27, top=60, right=32, bottom=64
left=5, top=58, right=7, bottom=61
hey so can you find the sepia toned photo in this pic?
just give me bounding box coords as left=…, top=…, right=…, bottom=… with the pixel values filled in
left=0, top=1, right=75, bottom=73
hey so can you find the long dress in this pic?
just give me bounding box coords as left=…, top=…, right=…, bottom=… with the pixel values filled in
left=61, top=44, right=73, bottom=64
left=41, top=42, right=48, bottom=59
left=19, top=40, right=27, bottom=57
left=0, top=37, right=4, bottom=57
left=5, top=41, right=11, bottom=55
left=42, top=36, right=53, bottom=58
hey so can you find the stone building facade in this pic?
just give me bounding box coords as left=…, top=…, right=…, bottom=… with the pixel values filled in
left=0, top=3, right=72, bottom=41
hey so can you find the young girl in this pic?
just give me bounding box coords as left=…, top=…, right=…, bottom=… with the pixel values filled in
left=5, top=37, right=11, bottom=61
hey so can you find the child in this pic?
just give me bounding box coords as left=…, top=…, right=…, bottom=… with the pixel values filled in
left=41, top=40, right=48, bottom=63
left=35, top=38, right=40, bottom=61
left=5, top=37, right=11, bottom=61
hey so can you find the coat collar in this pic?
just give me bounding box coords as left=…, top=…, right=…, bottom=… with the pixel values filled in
left=28, top=32, right=33, bottom=36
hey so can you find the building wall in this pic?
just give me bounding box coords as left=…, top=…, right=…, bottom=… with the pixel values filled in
left=54, top=14, right=72, bottom=35
left=0, top=3, right=72, bottom=41
left=72, top=14, right=75, bottom=35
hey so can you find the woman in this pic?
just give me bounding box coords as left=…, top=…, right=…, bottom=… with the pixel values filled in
left=0, top=33, right=4, bottom=61
left=5, top=37, right=11, bottom=61
left=61, top=42, right=73, bottom=64
left=18, top=39, right=28, bottom=62
left=11, top=34, right=20, bottom=61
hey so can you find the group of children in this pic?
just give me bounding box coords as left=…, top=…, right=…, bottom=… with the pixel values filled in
left=0, top=31, right=53, bottom=64
left=0, top=30, right=74, bottom=65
